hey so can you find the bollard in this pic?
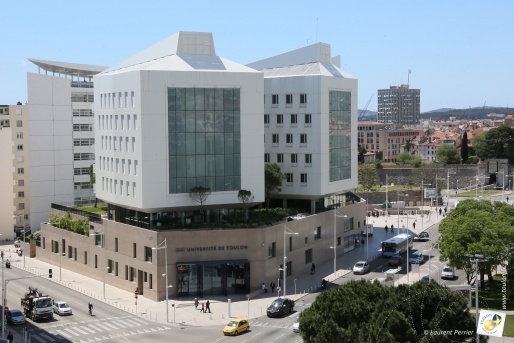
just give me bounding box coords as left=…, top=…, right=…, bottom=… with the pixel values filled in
left=228, top=298, right=231, bottom=318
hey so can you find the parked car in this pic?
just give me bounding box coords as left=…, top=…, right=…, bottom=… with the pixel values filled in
left=53, top=301, right=73, bottom=315
left=266, top=298, right=294, bottom=317
left=13, top=240, right=21, bottom=248
left=409, top=252, right=423, bottom=264
left=388, top=254, right=403, bottom=266
left=417, top=232, right=429, bottom=241
left=353, top=261, right=370, bottom=274
left=441, top=266, right=455, bottom=280
left=292, top=319, right=300, bottom=333
left=223, top=318, right=250, bottom=336
left=6, top=309, right=25, bottom=325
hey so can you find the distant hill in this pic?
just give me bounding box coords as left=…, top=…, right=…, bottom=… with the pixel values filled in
left=358, top=107, right=514, bottom=122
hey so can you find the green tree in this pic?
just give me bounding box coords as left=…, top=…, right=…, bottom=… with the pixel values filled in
left=264, top=163, right=285, bottom=209
left=299, top=280, right=475, bottom=342
left=436, top=144, right=461, bottom=164
left=473, top=125, right=514, bottom=163
left=461, top=131, right=469, bottom=163
left=189, top=186, right=211, bottom=223
left=404, top=138, right=414, bottom=153
left=358, top=144, right=367, bottom=164
left=397, top=151, right=422, bottom=167
left=358, top=164, right=378, bottom=191
left=438, top=199, right=514, bottom=288
left=237, top=189, right=254, bottom=221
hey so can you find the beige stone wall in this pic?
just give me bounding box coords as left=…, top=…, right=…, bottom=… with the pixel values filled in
left=37, top=203, right=366, bottom=302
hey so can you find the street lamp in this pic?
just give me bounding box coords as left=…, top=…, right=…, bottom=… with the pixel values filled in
left=283, top=225, right=298, bottom=298
left=12, top=213, right=26, bottom=268
left=153, top=238, right=170, bottom=322
left=465, top=254, right=492, bottom=343
left=56, top=215, right=66, bottom=282
left=331, top=211, right=347, bottom=274
left=421, top=181, right=431, bottom=231
left=90, top=227, right=106, bottom=299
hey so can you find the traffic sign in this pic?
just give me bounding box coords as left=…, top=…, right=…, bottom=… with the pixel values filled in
left=135, top=288, right=139, bottom=295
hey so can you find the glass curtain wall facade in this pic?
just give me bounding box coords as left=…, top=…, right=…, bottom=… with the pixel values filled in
left=329, top=91, right=352, bottom=182
left=168, top=88, right=241, bottom=194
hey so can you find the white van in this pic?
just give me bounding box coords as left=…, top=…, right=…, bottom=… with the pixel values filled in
left=361, top=224, right=374, bottom=236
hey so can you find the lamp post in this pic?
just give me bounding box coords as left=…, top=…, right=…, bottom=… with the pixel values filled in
left=465, top=254, right=492, bottom=343
left=331, top=211, right=347, bottom=274
left=283, top=225, right=298, bottom=298
left=421, top=181, right=431, bottom=231
left=397, top=191, right=408, bottom=231
left=153, top=238, right=169, bottom=322
left=90, top=227, right=106, bottom=299
left=12, top=213, right=26, bottom=268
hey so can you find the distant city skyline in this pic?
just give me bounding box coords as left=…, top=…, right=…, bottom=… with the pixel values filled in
left=1, top=1, right=513, bottom=112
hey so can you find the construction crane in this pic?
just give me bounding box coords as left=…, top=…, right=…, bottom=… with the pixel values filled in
left=358, top=93, right=374, bottom=121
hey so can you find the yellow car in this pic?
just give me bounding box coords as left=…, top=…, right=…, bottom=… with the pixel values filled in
left=223, top=318, right=250, bottom=336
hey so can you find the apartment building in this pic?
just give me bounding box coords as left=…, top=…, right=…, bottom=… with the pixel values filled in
left=377, top=84, right=420, bottom=126
left=247, top=42, right=358, bottom=212
left=27, top=59, right=107, bottom=230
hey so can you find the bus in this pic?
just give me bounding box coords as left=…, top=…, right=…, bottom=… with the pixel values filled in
left=381, top=233, right=413, bottom=257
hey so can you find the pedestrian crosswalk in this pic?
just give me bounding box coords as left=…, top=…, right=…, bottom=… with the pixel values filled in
left=27, top=316, right=172, bottom=342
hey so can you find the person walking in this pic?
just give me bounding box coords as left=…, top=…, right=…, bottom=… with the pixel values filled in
left=194, top=298, right=199, bottom=309
left=7, top=331, right=13, bottom=343
left=262, top=282, right=268, bottom=293
left=384, top=225, right=389, bottom=233
left=201, top=302, right=205, bottom=313
left=390, top=224, right=394, bottom=233
left=205, top=300, right=211, bottom=313
left=413, top=222, right=416, bottom=230
left=270, top=281, right=276, bottom=293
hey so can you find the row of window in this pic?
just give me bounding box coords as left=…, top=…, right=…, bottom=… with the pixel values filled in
left=100, top=91, right=136, bottom=109
left=264, top=113, right=312, bottom=125
left=101, top=177, right=136, bottom=197
left=269, top=133, right=308, bottom=145
left=74, top=138, right=95, bottom=146
left=99, top=157, right=138, bottom=175
left=73, top=124, right=93, bottom=132
left=74, top=168, right=90, bottom=176
left=73, top=109, right=94, bottom=117
left=101, top=136, right=136, bottom=152
left=284, top=173, right=308, bottom=184
left=71, top=93, right=94, bottom=103
left=98, top=114, right=138, bottom=131
left=74, top=153, right=95, bottom=161
left=269, top=93, right=307, bottom=106
left=264, top=153, right=312, bottom=164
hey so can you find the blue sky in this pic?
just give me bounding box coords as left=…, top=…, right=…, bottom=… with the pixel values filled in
left=2, top=1, right=513, bottom=112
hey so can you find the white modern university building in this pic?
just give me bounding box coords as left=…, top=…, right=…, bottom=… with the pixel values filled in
left=36, top=31, right=365, bottom=302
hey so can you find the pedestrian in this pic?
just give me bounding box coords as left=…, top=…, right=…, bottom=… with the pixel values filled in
left=361, top=238, right=365, bottom=246
left=390, top=224, right=394, bottom=233
left=439, top=208, right=442, bottom=215
left=7, top=331, right=13, bottom=343
left=194, top=298, right=199, bottom=309
left=262, top=282, right=268, bottom=293
left=270, top=281, right=276, bottom=293
left=310, top=263, right=316, bottom=274
left=205, top=300, right=211, bottom=313
left=384, top=225, right=388, bottom=233
left=413, top=222, right=416, bottom=230
left=201, top=302, right=205, bottom=313
left=507, top=196, right=509, bottom=202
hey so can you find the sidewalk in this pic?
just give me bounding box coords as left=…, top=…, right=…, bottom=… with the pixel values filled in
left=4, top=204, right=513, bottom=341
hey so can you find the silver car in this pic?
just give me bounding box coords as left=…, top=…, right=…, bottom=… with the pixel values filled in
left=53, top=301, right=73, bottom=315
left=441, top=266, right=455, bottom=280
left=292, top=319, right=300, bottom=333
left=353, top=261, right=370, bottom=274
left=409, top=252, right=423, bottom=264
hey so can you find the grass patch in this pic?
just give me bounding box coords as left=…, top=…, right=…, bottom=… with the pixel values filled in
left=471, top=275, right=509, bottom=310
left=74, top=206, right=107, bottom=215
left=451, top=190, right=503, bottom=197
left=356, top=185, right=415, bottom=192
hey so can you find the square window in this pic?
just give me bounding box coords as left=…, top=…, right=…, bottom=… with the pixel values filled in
left=286, top=94, right=293, bottom=104
left=277, top=114, right=283, bottom=125
left=264, top=114, right=269, bottom=124
left=300, top=134, right=307, bottom=144
left=301, top=173, right=307, bottom=183
left=305, top=114, right=312, bottom=124
left=305, top=154, right=312, bottom=164
left=268, top=242, right=276, bottom=258
left=300, top=94, right=307, bottom=104
left=286, top=134, right=293, bottom=144
left=291, top=154, right=297, bottom=164
left=272, top=134, right=279, bottom=144
left=272, top=94, right=279, bottom=105
left=285, top=173, right=293, bottom=183
left=264, top=153, right=270, bottom=163
left=277, top=154, right=284, bottom=163
left=305, top=248, right=312, bottom=264
left=314, top=226, right=321, bottom=240
left=290, top=114, right=297, bottom=125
